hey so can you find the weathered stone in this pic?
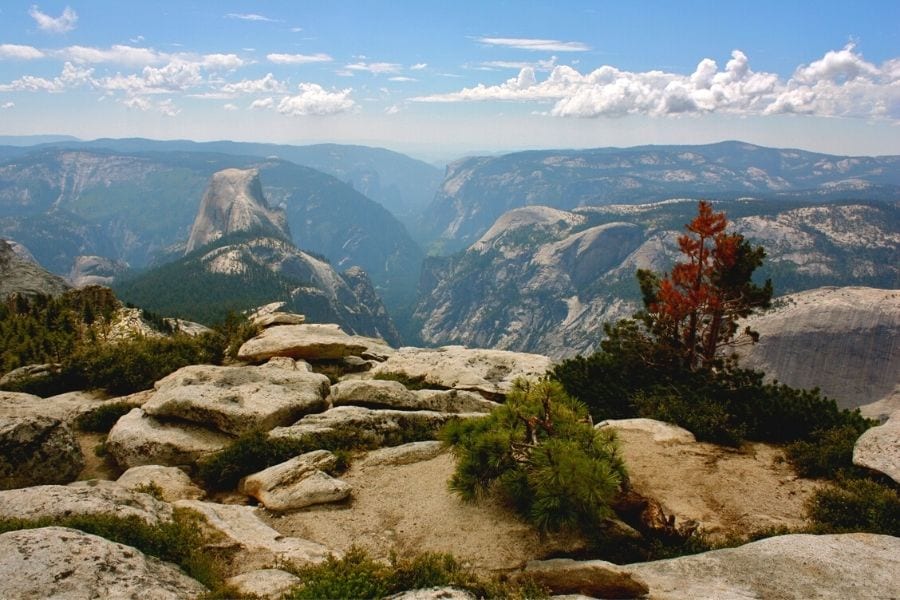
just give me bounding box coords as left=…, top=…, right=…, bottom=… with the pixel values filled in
left=413, top=389, right=501, bottom=413
left=226, top=569, right=301, bottom=599
left=175, top=500, right=334, bottom=572
left=360, top=441, right=445, bottom=468
left=238, top=323, right=368, bottom=361
left=239, top=450, right=351, bottom=511
left=117, top=465, right=205, bottom=502
left=853, top=409, right=900, bottom=484
left=597, top=418, right=696, bottom=444
left=0, top=389, right=116, bottom=425
left=0, top=527, right=207, bottom=599
left=521, top=558, right=649, bottom=599
left=270, top=406, right=485, bottom=448
left=368, top=346, right=552, bottom=398
left=254, top=311, right=306, bottom=328
left=143, top=365, right=328, bottom=435
left=625, top=533, right=900, bottom=600
left=0, top=480, right=173, bottom=524
left=143, top=364, right=330, bottom=436
left=387, top=588, right=477, bottom=600
left=0, top=415, right=83, bottom=489
left=106, top=408, right=233, bottom=469
left=0, top=362, right=59, bottom=388
left=331, top=381, right=498, bottom=413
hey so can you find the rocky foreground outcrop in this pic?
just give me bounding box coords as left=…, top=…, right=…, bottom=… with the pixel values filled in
left=0, top=527, right=208, bottom=600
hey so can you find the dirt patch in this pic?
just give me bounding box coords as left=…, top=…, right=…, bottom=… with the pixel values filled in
left=75, top=432, right=122, bottom=481
left=261, top=450, right=579, bottom=574
left=615, top=428, right=825, bottom=540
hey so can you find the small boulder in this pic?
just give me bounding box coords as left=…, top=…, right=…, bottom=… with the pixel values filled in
left=387, top=588, right=477, bottom=600
left=520, top=558, right=649, bottom=599
left=360, top=441, right=445, bottom=467
left=117, top=465, right=205, bottom=502
left=0, top=415, right=83, bottom=489
left=0, top=527, right=207, bottom=600
left=331, top=379, right=420, bottom=409
left=143, top=364, right=330, bottom=436
left=253, top=312, right=306, bottom=328
left=226, top=569, right=301, bottom=599
left=239, top=450, right=351, bottom=511
left=597, top=418, right=696, bottom=444
left=624, top=533, right=900, bottom=599
left=0, top=362, right=59, bottom=389
left=853, top=409, right=900, bottom=484
left=175, top=500, right=334, bottom=572
left=0, top=480, right=173, bottom=525
left=238, top=323, right=368, bottom=361
left=106, top=408, right=233, bottom=469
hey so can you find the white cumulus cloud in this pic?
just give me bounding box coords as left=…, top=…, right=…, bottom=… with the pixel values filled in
left=223, top=103, right=238, bottom=111
left=221, top=73, right=286, bottom=95
left=29, top=5, right=78, bottom=33
left=267, top=52, right=332, bottom=65
left=1, top=102, right=14, bottom=109
left=249, top=97, right=274, bottom=110
left=0, top=44, right=45, bottom=60
left=0, top=61, right=93, bottom=92
left=277, top=83, right=355, bottom=116
left=477, top=37, right=589, bottom=52
left=413, top=45, right=900, bottom=121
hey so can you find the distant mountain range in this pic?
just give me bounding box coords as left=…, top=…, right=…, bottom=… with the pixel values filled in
left=422, top=141, right=900, bottom=253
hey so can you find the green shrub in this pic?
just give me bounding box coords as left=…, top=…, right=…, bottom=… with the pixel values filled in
left=283, top=546, right=548, bottom=600
left=807, top=477, right=900, bottom=536
left=786, top=424, right=871, bottom=479
left=0, top=508, right=227, bottom=590
left=633, top=388, right=745, bottom=446
left=442, top=379, right=626, bottom=533
left=74, top=402, right=134, bottom=432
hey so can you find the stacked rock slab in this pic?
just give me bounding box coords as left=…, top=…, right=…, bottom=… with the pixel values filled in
left=239, top=450, right=351, bottom=511
left=107, top=364, right=331, bottom=469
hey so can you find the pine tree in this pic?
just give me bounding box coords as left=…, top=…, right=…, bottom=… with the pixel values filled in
left=637, top=201, right=772, bottom=370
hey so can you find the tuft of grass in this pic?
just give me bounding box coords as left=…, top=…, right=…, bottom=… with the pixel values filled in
left=282, top=546, right=548, bottom=600
left=75, top=402, right=134, bottom=433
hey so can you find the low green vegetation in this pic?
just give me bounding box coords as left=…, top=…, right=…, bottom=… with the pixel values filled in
left=441, top=379, right=626, bottom=534
left=284, top=546, right=547, bottom=600
left=807, top=477, right=900, bottom=536
left=74, top=402, right=135, bottom=433
left=0, top=508, right=228, bottom=591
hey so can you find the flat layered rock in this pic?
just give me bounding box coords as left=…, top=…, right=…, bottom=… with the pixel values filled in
left=253, top=312, right=306, bottom=328
left=0, top=415, right=83, bottom=489
left=238, top=323, right=368, bottom=361
left=597, top=418, right=696, bottom=444
left=143, top=365, right=330, bottom=436
left=176, top=500, right=334, bottom=572
left=270, top=406, right=484, bottom=447
left=368, top=346, right=552, bottom=398
left=625, top=533, right=900, bottom=599
left=853, top=409, right=900, bottom=484
left=359, top=441, right=445, bottom=468
left=0, top=480, right=173, bottom=525
left=239, top=450, right=351, bottom=511
left=521, top=558, right=649, bottom=599
left=0, top=527, right=207, bottom=600
left=226, top=569, right=301, bottom=600
left=106, top=408, right=233, bottom=469
left=117, top=465, right=205, bottom=502
left=0, top=390, right=115, bottom=424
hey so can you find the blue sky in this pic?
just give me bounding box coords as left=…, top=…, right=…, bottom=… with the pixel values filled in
left=0, top=1, right=898, bottom=159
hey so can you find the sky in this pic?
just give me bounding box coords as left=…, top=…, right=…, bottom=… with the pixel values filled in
left=0, top=1, right=898, bottom=160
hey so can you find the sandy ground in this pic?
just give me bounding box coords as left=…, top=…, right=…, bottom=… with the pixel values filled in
left=76, top=432, right=122, bottom=481
left=614, top=428, right=825, bottom=540
left=262, top=435, right=823, bottom=569
left=261, top=451, right=580, bottom=574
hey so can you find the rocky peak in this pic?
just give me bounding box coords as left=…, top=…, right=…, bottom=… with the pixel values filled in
left=185, top=168, right=290, bottom=254
left=0, top=239, right=70, bottom=299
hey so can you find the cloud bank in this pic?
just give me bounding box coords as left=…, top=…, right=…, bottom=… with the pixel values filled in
left=414, top=45, right=900, bottom=120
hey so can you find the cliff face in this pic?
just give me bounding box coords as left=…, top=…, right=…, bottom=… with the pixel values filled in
left=185, top=168, right=289, bottom=254
left=737, top=287, right=900, bottom=411
left=414, top=200, right=899, bottom=359
left=0, top=239, right=70, bottom=299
